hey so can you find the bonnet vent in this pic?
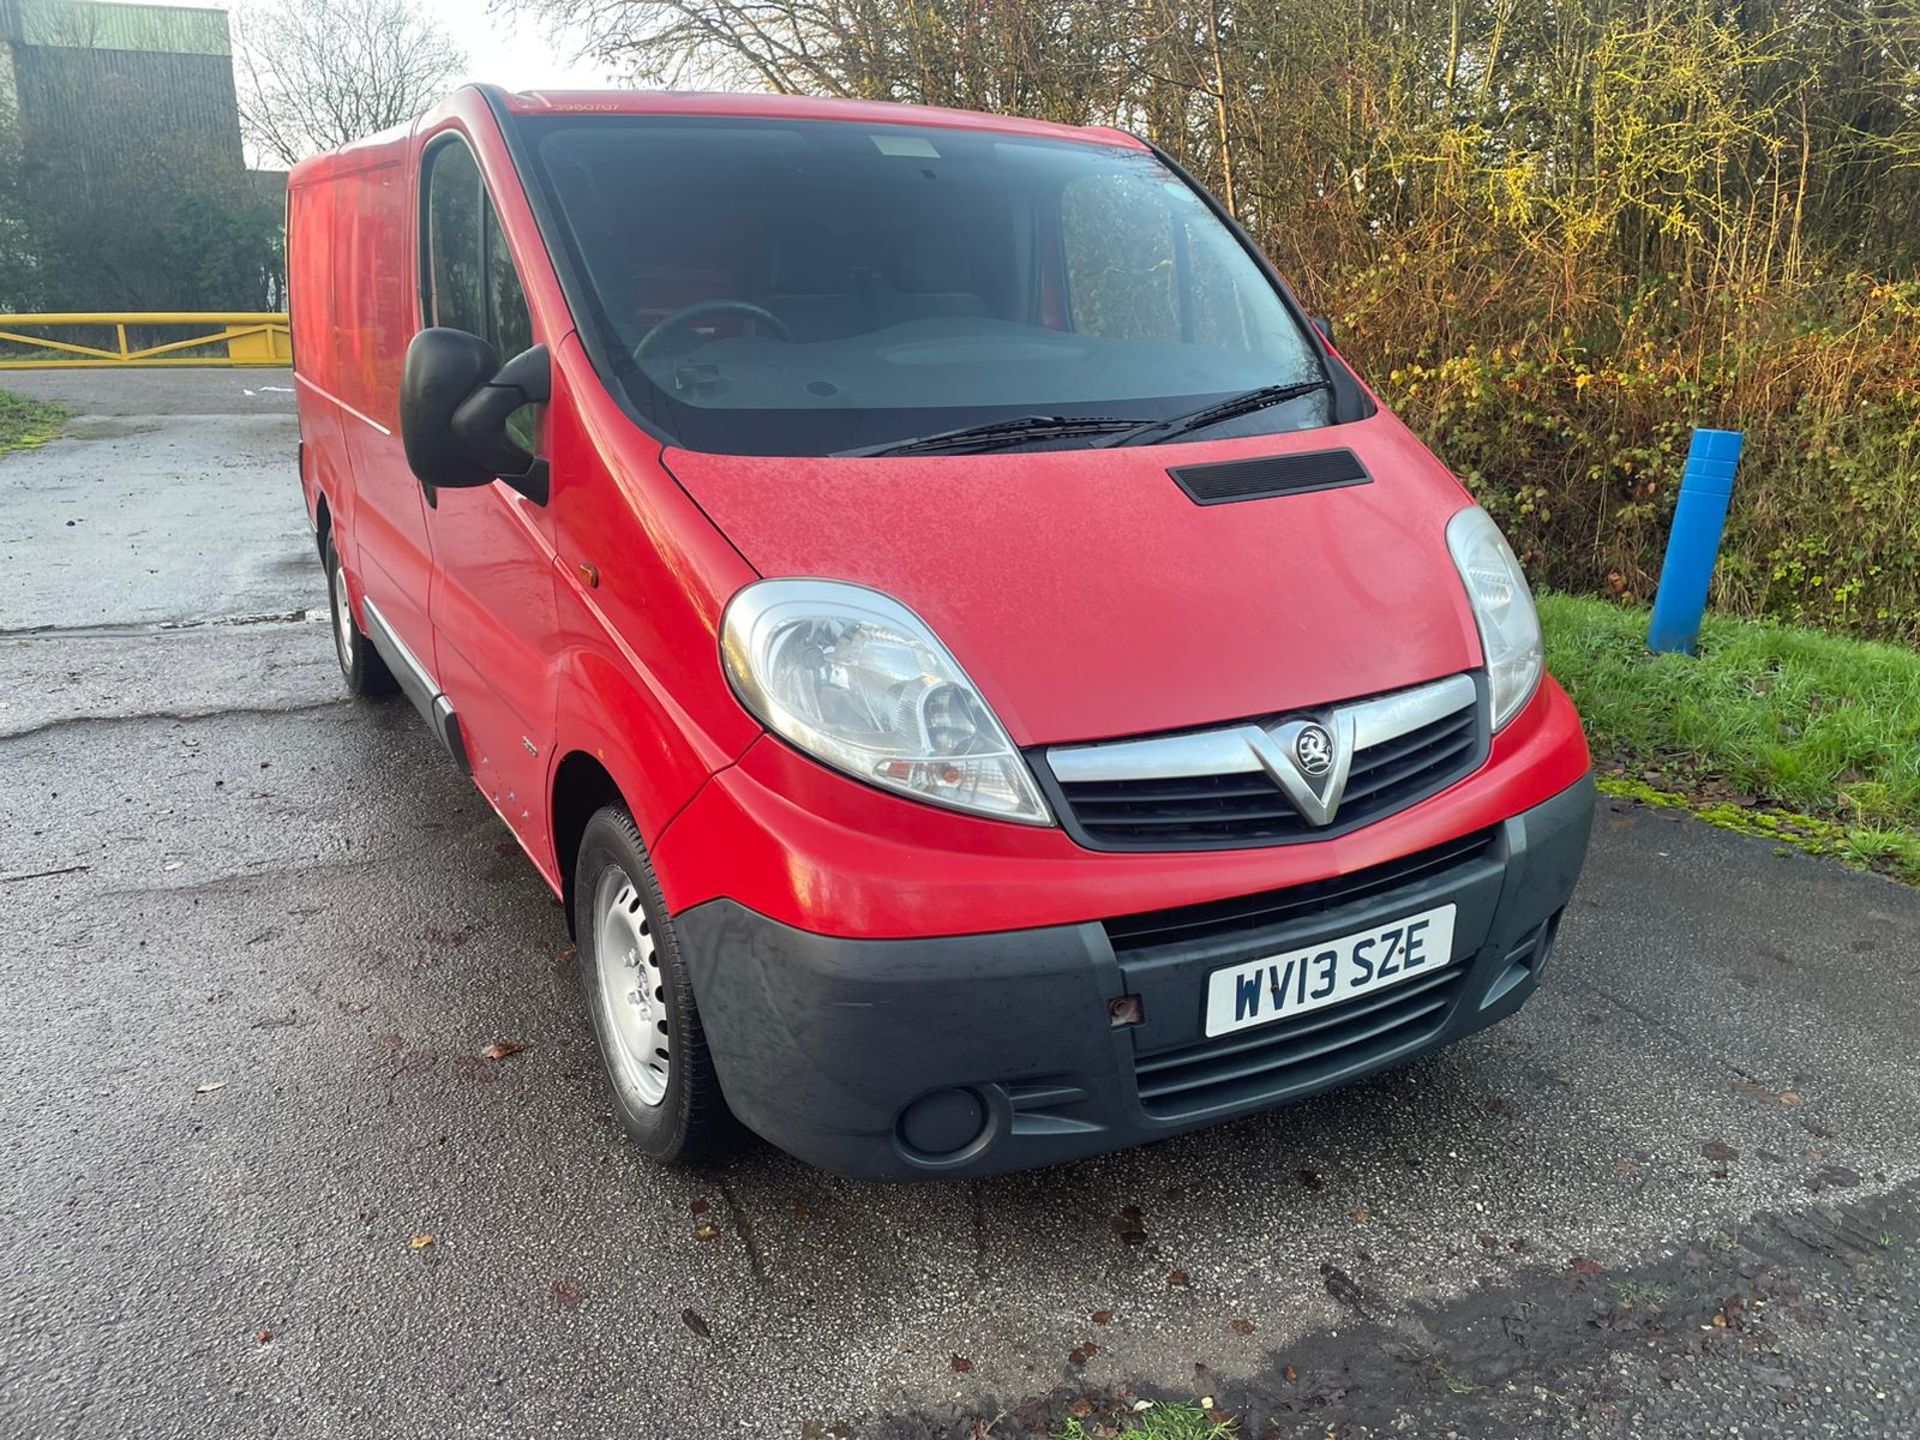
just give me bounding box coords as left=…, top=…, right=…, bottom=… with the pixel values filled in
left=1169, top=447, right=1371, bottom=506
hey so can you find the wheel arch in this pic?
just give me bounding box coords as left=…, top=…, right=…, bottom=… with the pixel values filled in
left=550, top=749, right=629, bottom=937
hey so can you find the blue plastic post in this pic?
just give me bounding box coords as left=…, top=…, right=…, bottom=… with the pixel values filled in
left=1647, top=428, right=1744, bottom=654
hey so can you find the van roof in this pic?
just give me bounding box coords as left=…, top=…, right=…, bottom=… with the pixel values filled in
left=497, top=88, right=1146, bottom=150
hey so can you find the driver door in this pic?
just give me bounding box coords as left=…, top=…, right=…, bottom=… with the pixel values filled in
left=417, top=133, right=560, bottom=858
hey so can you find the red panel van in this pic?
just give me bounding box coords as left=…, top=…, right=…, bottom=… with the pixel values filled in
left=289, top=86, right=1594, bottom=1180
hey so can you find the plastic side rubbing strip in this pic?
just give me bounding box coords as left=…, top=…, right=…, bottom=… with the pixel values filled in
left=361, top=598, right=468, bottom=772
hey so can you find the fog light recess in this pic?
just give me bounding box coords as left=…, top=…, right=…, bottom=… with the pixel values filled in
left=897, top=1087, right=989, bottom=1158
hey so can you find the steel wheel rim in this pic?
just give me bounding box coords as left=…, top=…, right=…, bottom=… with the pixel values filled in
left=593, top=866, right=671, bottom=1107
left=330, top=562, right=355, bottom=673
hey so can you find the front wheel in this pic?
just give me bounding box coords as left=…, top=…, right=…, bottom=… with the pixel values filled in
left=574, top=805, right=727, bottom=1163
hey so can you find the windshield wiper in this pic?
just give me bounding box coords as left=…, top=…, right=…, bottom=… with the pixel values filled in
left=1098, top=379, right=1334, bottom=448
left=836, top=414, right=1148, bottom=458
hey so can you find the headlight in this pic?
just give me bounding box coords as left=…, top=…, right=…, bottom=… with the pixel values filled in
left=721, top=579, right=1052, bottom=825
left=1446, top=506, right=1543, bottom=731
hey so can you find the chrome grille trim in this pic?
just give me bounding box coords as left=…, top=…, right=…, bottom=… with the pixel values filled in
left=1047, top=673, right=1479, bottom=784
left=1035, top=673, right=1489, bottom=851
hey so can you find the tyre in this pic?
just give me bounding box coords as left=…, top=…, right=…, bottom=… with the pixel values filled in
left=324, top=534, right=397, bottom=697
left=573, top=805, right=727, bottom=1162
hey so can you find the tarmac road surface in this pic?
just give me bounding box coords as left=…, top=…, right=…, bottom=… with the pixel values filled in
left=3, top=369, right=1917, bottom=1438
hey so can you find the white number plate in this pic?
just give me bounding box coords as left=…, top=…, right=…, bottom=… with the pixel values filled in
left=1202, top=904, right=1458, bottom=1038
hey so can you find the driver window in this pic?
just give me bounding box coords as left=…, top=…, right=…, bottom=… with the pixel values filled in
left=424, top=137, right=538, bottom=454
left=423, top=138, right=534, bottom=363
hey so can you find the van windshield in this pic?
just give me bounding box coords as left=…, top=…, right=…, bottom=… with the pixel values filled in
left=521, top=116, right=1329, bottom=457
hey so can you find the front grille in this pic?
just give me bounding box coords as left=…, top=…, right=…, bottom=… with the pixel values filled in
left=1105, top=827, right=1497, bottom=957
left=1133, top=965, right=1466, bottom=1117
left=1042, top=675, right=1487, bottom=851
left=1114, top=826, right=1501, bottom=1119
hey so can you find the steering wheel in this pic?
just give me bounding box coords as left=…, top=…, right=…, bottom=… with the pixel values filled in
left=632, top=300, right=792, bottom=364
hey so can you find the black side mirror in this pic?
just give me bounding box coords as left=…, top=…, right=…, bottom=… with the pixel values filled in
left=401, top=330, right=552, bottom=504
left=402, top=328, right=498, bottom=494
left=1310, top=316, right=1335, bottom=346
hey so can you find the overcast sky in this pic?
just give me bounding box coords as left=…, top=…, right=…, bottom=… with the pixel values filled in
left=407, top=1, right=620, bottom=91
left=115, top=0, right=621, bottom=91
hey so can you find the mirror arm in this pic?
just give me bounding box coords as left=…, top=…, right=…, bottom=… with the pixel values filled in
left=449, top=344, right=553, bottom=505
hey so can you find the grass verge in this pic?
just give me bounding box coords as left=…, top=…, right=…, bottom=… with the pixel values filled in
left=0, top=387, right=69, bottom=457
left=1056, top=1401, right=1237, bottom=1439
left=1539, top=592, right=1920, bottom=883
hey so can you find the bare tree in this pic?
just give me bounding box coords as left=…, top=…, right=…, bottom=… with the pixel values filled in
left=234, top=0, right=468, bottom=166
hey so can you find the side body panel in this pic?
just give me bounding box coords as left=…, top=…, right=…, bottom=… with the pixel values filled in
left=400, top=91, right=764, bottom=885
left=412, top=112, right=562, bottom=867
left=290, top=135, right=435, bottom=661
left=541, top=333, right=764, bottom=854
left=288, top=179, right=345, bottom=542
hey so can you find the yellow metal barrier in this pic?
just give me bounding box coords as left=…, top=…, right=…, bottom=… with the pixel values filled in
left=0, top=312, right=292, bottom=369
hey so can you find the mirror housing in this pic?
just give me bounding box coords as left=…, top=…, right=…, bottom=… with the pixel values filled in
left=402, top=328, right=498, bottom=493
left=400, top=330, right=551, bottom=504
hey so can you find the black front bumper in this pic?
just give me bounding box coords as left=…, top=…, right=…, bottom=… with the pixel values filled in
left=677, top=776, right=1596, bottom=1181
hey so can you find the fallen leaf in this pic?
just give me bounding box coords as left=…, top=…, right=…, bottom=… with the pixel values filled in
left=1283, top=1364, right=1297, bottom=1382
left=950, top=1354, right=972, bottom=1373
left=1702, top=1139, right=1740, bottom=1164
left=551, top=1279, right=583, bottom=1310
left=1350, top=1207, right=1372, bottom=1224
left=1068, top=1398, right=1094, bottom=1418
left=195, top=1080, right=227, bottom=1094
left=1091, top=1310, right=1112, bottom=1325
left=690, top=1198, right=710, bottom=1215
left=1067, top=1342, right=1098, bottom=1366
left=693, top=1220, right=722, bottom=1242
left=255, top=1329, right=272, bottom=1344
left=480, top=1041, right=526, bottom=1061
left=1167, top=1270, right=1190, bottom=1287
left=409, top=1234, right=434, bottom=1250
left=1231, top=1317, right=1254, bottom=1335
left=682, top=1308, right=711, bottom=1338
left=1779, top=1091, right=1802, bottom=1106
left=1570, top=1256, right=1607, bottom=1278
